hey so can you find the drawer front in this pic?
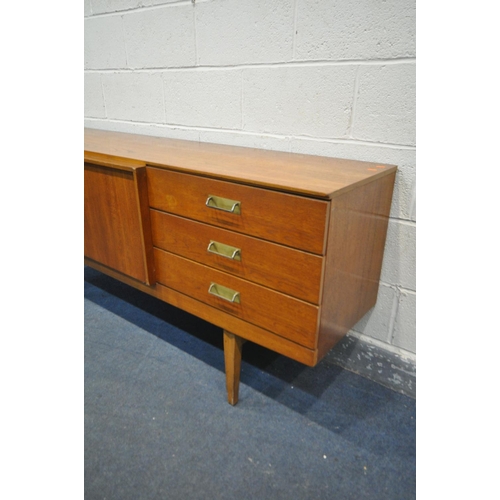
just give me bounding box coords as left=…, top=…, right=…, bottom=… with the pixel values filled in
left=150, top=210, right=323, bottom=304
left=147, top=167, right=328, bottom=255
left=154, top=249, right=319, bottom=349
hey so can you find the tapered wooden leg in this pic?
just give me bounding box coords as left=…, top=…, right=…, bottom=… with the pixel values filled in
left=223, top=330, right=245, bottom=405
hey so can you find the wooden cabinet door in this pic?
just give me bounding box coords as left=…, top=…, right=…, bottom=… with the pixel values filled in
left=84, top=162, right=155, bottom=285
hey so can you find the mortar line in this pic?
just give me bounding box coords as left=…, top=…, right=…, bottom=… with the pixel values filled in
left=290, top=135, right=416, bottom=150
left=85, top=1, right=197, bottom=19
left=120, top=15, right=129, bottom=68
left=292, top=0, right=298, bottom=60
left=192, top=1, right=198, bottom=66
left=347, top=66, right=361, bottom=138
left=387, top=287, right=400, bottom=344
left=99, top=74, right=107, bottom=119
left=240, top=70, right=244, bottom=130
left=161, top=74, right=167, bottom=124
left=410, top=182, right=416, bottom=221
left=374, top=282, right=416, bottom=294
left=387, top=218, right=416, bottom=228
left=83, top=57, right=416, bottom=73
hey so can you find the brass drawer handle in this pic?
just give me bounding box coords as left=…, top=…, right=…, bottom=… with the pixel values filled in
left=207, top=241, right=242, bottom=261
left=208, top=282, right=240, bottom=304
left=205, top=195, right=241, bottom=215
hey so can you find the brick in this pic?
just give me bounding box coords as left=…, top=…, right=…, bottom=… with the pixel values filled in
left=243, top=66, right=356, bottom=137
left=84, top=16, right=127, bottom=69
left=90, top=0, right=153, bottom=15
left=295, top=0, right=416, bottom=61
left=163, top=70, right=241, bottom=129
left=196, top=0, right=293, bottom=65
left=352, top=284, right=397, bottom=343
left=102, top=72, right=164, bottom=123
left=290, top=139, right=415, bottom=221
left=84, top=73, right=106, bottom=118
left=84, top=0, right=91, bottom=16
left=123, top=5, right=196, bottom=68
left=353, top=63, right=416, bottom=146
left=380, top=220, right=416, bottom=291
left=392, top=290, right=416, bottom=353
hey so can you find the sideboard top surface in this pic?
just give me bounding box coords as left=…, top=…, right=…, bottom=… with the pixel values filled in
left=84, top=128, right=397, bottom=199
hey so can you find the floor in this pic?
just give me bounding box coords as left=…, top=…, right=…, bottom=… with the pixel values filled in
left=84, top=266, right=416, bottom=500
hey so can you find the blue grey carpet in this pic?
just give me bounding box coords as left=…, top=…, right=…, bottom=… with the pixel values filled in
left=85, top=266, right=416, bottom=500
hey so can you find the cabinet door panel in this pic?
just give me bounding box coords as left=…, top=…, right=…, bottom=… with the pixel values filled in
left=84, top=163, right=154, bottom=284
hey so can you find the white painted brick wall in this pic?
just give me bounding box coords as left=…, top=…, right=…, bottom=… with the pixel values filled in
left=102, top=72, right=165, bottom=122
left=382, top=220, right=416, bottom=291
left=90, top=0, right=151, bottom=15
left=123, top=6, right=196, bottom=68
left=243, top=66, right=357, bottom=137
left=84, top=73, right=106, bottom=118
left=353, top=64, right=416, bottom=145
left=393, top=290, right=416, bottom=352
left=352, top=283, right=398, bottom=343
left=84, top=0, right=416, bottom=357
left=295, top=0, right=416, bottom=61
left=196, top=0, right=294, bottom=65
left=84, top=16, right=127, bottom=69
left=163, top=69, right=241, bottom=128
left=84, top=0, right=91, bottom=16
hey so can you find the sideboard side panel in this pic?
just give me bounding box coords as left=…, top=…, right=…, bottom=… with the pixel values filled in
left=317, top=172, right=396, bottom=360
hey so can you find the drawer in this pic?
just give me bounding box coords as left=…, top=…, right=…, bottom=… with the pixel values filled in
left=154, top=248, right=319, bottom=349
left=150, top=210, right=323, bottom=304
left=147, top=167, right=328, bottom=255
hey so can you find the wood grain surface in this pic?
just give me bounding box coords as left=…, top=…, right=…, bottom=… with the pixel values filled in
left=317, top=171, right=396, bottom=359
left=147, top=166, right=329, bottom=255
left=150, top=210, right=323, bottom=303
left=154, top=248, right=319, bottom=349
left=84, top=163, right=154, bottom=284
left=85, top=128, right=397, bottom=199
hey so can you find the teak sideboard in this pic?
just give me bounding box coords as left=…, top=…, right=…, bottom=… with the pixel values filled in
left=84, top=128, right=397, bottom=405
